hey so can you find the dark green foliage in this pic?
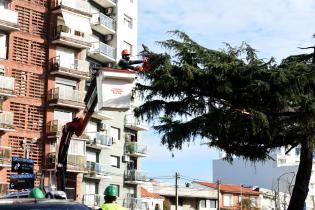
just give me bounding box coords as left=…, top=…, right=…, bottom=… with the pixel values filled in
left=135, top=31, right=315, bottom=162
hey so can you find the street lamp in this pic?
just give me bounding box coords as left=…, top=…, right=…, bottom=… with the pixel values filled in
left=276, top=171, right=295, bottom=210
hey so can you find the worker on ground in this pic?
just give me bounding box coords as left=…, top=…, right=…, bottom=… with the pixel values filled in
left=118, top=49, right=145, bottom=71
left=28, top=187, right=45, bottom=199
left=100, top=185, right=126, bottom=210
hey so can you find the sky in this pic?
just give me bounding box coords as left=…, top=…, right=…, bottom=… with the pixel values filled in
left=137, top=0, right=315, bottom=183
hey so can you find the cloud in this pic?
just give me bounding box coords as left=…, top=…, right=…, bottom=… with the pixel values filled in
left=139, top=0, right=315, bottom=60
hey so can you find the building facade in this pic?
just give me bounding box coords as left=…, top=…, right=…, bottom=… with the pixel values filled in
left=0, top=0, right=148, bottom=207
left=193, top=181, right=261, bottom=210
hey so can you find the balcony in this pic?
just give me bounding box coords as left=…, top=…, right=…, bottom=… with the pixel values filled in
left=46, top=152, right=86, bottom=172
left=82, top=194, right=102, bottom=208
left=0, top=7, right=19, bottom=31
left=85, top=161, right=111, bottom=179
left=0, top=146, right=11, bottom=167
left=67, top=154, right=86, bottom=173
left=48, top=87, right=86, bottom=109
left=124, top=114, right=149, bottom=131
left=92, top=110, right=114, bottom=120
left=0, top=111, right=14, bottom=132
left=87, top=133, right=113, bottom=150
left=91, top=13, right=115, bottom=35
left=52, top=25, right=91, bottom=49
left=90, top=0, right=116, bottom=8
left=46, top=120, right=89, bottom=140
left=0, top=75, right=16, bottom=97
left=124, top=170, right=148, bottom=184
left=123, top=198, right=148, bottom=210
left=50, top=56, right=90, bottom=79
left=125, top=142, right=148, bottom=157
left=51, top=0, right=91, bottom=17
left=88, top=41, right=115, bottom=63
left=0, top=47, right=7, bottom=59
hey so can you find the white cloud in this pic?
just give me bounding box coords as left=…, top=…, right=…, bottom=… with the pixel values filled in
left=139, top=0, right=315, bottom=60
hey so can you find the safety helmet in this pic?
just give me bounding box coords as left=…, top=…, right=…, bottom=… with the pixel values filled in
left=28, top=187, right=45, bottom=199
left=121, top=49, right=130, bottom=56
left=104, top=185, right=118, bottom=197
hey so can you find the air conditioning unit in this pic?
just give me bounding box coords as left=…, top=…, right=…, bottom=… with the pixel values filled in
left=122, top=155, right=130, bottom=162
left=100, top=123, right=110, bottom=131
left=104, top=34, right=113, bottom=41
left=105, top=7, right=114, bottom=15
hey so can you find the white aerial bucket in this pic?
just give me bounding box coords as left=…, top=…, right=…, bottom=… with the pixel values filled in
left=96, top=68, right=137, bottom=111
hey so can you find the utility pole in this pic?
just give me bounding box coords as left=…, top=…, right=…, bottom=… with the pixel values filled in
left=217, top=180, right=221, bottom=210
left=175, top=172, right=179, bottom=210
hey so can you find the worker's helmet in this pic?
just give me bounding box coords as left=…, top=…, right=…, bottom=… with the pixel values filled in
left=28, top=187, right=45, bottom=199
left=104, top=185, right=118, bottom=197
left=121, top=49, right=130, bottom=56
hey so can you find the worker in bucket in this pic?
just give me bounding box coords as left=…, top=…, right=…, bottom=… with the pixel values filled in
left=118, top=49, right=145, bottom=71
left=100, top=185, right=125, bottom=210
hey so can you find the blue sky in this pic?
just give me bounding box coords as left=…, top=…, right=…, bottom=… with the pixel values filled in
left=137, top=0, right=315, bottom=183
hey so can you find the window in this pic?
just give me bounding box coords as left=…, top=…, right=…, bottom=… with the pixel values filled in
left=110, top=155, right=120, bottom=168
left=0, top=33, right=7, bottom=59
left=210, top=200, right=216, bottom=208
left=123, top=41, right=132, bottom=55
left=69, top=140, right=85, bottom=155
left=111, top=127, right=120, bottom=141
left=124, top=15, right=133, bottom=29
left=223, top=194, right=232, bottom=206
left=199, top=200, right=206, bottom=208
left=86, top=150, right=97, bottom=162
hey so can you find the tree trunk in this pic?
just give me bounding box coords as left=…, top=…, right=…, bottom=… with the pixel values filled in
left=287, top=139, right=313, bottom=210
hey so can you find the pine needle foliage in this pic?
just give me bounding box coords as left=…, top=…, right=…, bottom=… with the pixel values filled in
left=135, top=31, right=315, bottom=162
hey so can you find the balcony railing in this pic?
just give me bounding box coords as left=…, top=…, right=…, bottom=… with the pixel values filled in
left=82, top=194, right=102, bottom=208
left=91, top=13, right=115, bottom=33
left=49, top=87, right=85, bottom=104
left=0, top=47, right=7, bottom=59
left=0, top=146, right=11, bottom=167
left=46, top=120, right=65, bottom=133
left=52, top=25, right=91, bottom=49
left=85, top=161, right=111, bottom=177
left=0, top=75, right=15, bottom=96
left=0, top=8, right=19, bottom=31
left=0, top=111, right=14, bottom=131
left=68, top=154, right=86, bottom=172
left=52, top=0, right=91, bottom=15
left=88, top=41, right=115, bottom=62
left=50, top=56, right=89, bottom=78
left=89, top=133, right=113, bottom=149
left=125, top=142, right=148, bottom=157
left=123, top=198, right=149, bottom=210
left=124, top=170, right=148, bottom=183
left=124, top=114, right=149, bottom=131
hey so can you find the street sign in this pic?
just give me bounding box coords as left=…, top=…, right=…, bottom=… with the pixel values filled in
left=9, top=173, right=35, bottom=190
left=11, top=156, right=34, bottom=174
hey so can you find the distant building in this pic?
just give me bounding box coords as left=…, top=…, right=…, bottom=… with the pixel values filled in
left=213, top=148, right=315, bottom=209
left=140, top=187, right=164, bottom=210
left=148, top=180, right=218, bottom=210
left=193, top=181, right=261, bottom=210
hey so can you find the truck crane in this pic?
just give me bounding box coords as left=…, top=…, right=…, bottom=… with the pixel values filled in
left=46, top=55, right=151, bottom=199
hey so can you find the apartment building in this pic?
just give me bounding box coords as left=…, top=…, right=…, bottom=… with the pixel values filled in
left=0, top=0, right=148, bottom=206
